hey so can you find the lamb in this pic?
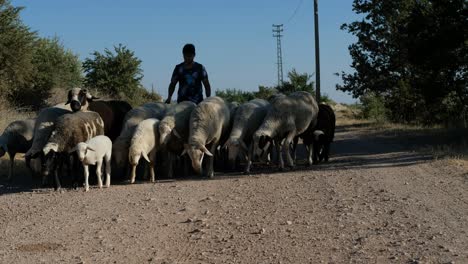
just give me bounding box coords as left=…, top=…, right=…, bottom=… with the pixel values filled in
left=223, top=99, right=270, bottom=173
left=0, top=119, right=36, bottom=180
left=252, top=91, right=319, bottom=170
left=182, top=96, right=231, bottom=178
left=41, top=111, right=105, bottom=190
left=71, top=135, right=112, bottom=191
left=112, top=102, right=168, bottom=174
left=128, top=118, right=160, bottom=183
left=312, top=103, right=336, bottom=164
left=66, top=87, right=98, bottom=112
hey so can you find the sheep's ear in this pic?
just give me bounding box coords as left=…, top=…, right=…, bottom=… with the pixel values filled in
left=172, top=129, right=181, bottom=139
left=87, top=146, right=96, bottom=152
left=141, top=151, right=150, bottom=163
left=180, top=144, right=189, bottom=156
left=200, top=145, right=213, bottom=157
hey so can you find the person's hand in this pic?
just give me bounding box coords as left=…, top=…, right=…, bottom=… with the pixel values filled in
left=165, top=98, right=171, bottom=104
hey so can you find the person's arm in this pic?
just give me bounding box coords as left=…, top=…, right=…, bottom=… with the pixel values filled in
left=201, top=65, right=211, bottom=97
left=165, top=82, right=176, bottom=104
left=202, top=78, right=211, bottom=98
left=165, top=66, right=179, bottom=104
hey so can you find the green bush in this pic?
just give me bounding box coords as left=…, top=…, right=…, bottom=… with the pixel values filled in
left=360, top=92, right=388, bottom=123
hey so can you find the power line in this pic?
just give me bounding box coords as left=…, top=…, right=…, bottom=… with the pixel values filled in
left=272, top=24, right=284, bottom=87
left=285, top=0, right=305, bottom=24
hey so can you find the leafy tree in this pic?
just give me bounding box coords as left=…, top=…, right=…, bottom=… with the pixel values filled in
left=0, top=0, right=35, bottom=99
left=338, top=0, right=467, bottom=124
left=254, top=85, right=277, bottom=100
left=15, top=37, right=82, bottom=108
left=83, top=44, right=144, bottom=99
left=216, top=88, right=255, bottom=103
left=278, top=68, right=315, bottom=95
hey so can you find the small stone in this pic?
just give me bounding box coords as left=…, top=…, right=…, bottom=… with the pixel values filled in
left=286, top=221, right=293, bottom=225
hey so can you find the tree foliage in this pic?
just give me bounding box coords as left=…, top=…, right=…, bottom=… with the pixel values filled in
left=0, top=1, right=82, bottom=109
left=83, top=44, right=143, bottom=99
left=217, top=69, right=322, bottom=104
left=338, top=0, right=467, bottom=125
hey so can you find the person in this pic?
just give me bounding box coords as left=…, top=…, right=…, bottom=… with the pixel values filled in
left=165, top=44, right=211, bottom=104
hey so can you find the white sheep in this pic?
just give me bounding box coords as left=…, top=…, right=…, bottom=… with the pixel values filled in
left=71, top=135, right=112, bottom=192
left=223, top=99, right=270, bottom=173
left=113, top=102, right=168, bottom=178
left=182, top=96, right=231, bottom=178
left=253, top=91, right=319, bottom=170
left=128, top=118, right=160, bottom=183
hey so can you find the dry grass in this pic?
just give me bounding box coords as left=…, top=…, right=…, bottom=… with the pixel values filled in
left=335, top=104, right=468, bottom=166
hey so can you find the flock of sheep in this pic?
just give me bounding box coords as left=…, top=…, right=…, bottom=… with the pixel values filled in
left=0, top=88, right=336, bottom=191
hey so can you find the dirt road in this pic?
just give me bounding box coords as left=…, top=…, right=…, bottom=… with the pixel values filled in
left=1, top=122, right=467, bottom=263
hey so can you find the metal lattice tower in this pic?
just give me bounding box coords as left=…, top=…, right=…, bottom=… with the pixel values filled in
left=272, top=24, right=284, bottom=87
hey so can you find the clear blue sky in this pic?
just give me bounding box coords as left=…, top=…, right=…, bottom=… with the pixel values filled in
left=13, top=0, right=359, bottom=103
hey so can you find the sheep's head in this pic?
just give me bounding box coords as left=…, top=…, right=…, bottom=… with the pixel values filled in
left=66, top=88, right=98, bottom=112
left=70, top=142, right=95, bottom=162
left=252, top=133, right=272, bottom=161
left=313, top=130, right=326, bottom=156
left=158, top=122, right=173, bottom=146
left=223, top=138, right=248, bottom=162
left=181, top=143, right=213, bottom=175
left=41, top=144, right=59, bottom=177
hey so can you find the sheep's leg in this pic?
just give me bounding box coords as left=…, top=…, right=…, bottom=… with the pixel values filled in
left=83, top=164, right=90, bottom=192
left=284, top=132, right=297, bottom=169
left=312, top=143, right=320, bottom=165
left=104, top=153, right=111, bottom=188
left=305, top=143, right=313, bottom=166
left=276, top=141, right=284, bottom=170
left=206, top=144, right=217, bottom=179
left=292, top=137, right=299, bottom=162
left=130, top=165, right=137, bottom=184
left=149, top=151, right=156, bottom=183
left=183, top=156, right=190, bottom=177
left=96, top=161, right=103, bottom=189
left=323, top=143, right=330, bottom=162
left=167, top=152, right=174, bottom=179
left=54, top=163, right=61, bottom=191
left=244, top=143, right=253, bottom=174
left=8, top=153, right=15, bottom=181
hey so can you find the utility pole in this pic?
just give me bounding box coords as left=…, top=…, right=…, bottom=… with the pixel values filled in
left=314, top=0, right=321, bottom=103
left=272, top=24, right=284, bottom=87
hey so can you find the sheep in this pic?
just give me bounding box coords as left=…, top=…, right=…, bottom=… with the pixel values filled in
left=252, top=91, right=319, bottom=170
left=312, top=103, right=336, bottom=164
left=112, top=102, right=168, bottom=174
left=182, top=96, right=231, bottom=178
left=128, top=118, right=160, bottom=183
left=25, top=103, right=72, bottom=181
left=88, top=100, right=132, bottom=141
left=158, top=101, right=196, bottom=178
left=41, top=111, right=105, bottom=190
left=0, top=119, right=36, bottom=180
left=70, top=135, right=112, bottom=191
left=223, top=99, right=270, bottom=173
left=66, top=87, right=99, bottom=112
left=159, top=101, right=196, bottom=147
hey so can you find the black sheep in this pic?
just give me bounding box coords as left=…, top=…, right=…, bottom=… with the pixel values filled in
left=312, top=104, right=336, bottom=164
left=89, top=100, right=132, bottom=141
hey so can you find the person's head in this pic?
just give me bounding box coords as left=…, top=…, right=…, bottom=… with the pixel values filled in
left=182, top=44, right=195, bottom=64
